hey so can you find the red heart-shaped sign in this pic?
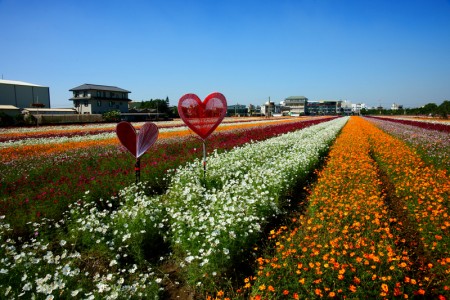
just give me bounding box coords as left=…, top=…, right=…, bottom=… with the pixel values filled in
left=178, top=92, right=227, bottom=140
left=116, top=122, right=159, bottom=158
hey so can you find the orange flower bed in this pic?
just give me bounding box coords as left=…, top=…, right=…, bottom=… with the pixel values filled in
left=364, top=117, right=450, bottom=289
left=235, top=117, right=446, bottom=299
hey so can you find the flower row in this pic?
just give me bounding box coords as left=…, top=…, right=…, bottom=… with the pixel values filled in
left=163, top=117, right=348, bottom=292
left=364, top=117, right=450, bottom=291
left=365, top=116, right=450, bottom=172
left=366, top=116, right=450, bottom=133
left=240, top=116, right=431, bottom=299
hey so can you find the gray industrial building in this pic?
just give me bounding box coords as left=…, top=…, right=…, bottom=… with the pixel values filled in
left=0, top=79, right=51, bottom=108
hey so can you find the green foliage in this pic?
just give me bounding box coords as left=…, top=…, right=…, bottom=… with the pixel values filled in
left=140, top=99, right=168, bottom=112
left=102, top=110, right=121, bottom=122
left=0, top=112, right=14, bottom=127
left=437, top=100, right=449, bottom=119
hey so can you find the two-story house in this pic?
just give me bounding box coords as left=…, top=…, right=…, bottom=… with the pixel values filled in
left=69, top=84, right=131, bottom=114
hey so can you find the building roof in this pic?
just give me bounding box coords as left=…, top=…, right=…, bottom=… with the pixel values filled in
left=70, top=84, right=131, bottom=93
left=285, top=96, right=308, bottom=100
left=23, top=108, right=77, bottom=112
left=0, top=79, right=45, bottom=87
left=0, top=105, right=20, bottom=110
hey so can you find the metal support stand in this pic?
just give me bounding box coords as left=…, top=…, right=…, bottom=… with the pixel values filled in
left=135, top=157, right=141, bottom=184
left=202, top=140, right=207, bottom=179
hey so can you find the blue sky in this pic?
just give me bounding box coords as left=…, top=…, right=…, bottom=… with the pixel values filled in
left=1, top=0, right=450, bottom=108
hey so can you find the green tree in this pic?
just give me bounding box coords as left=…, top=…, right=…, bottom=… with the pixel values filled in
left=140, top=99, right=169, bottom=113
left=437, top=100, right=450, bottom=119
left=420, top=103, right=438, bottom=115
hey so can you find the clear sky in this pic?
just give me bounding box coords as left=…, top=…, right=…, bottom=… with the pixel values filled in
left=1, top=0, right=450, bottom=109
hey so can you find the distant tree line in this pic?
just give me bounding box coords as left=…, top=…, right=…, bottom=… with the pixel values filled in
left=361, top=100, right=450, bottom=119
left=135, top=97, right=179, bottom=118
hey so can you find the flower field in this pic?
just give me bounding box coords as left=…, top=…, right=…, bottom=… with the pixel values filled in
left=0, top=117, right=332, bottom=235
left=1, top=116, right=449, bottom=299
left=231, top=117, right=449, bottom=300
left=365, top=117, right=450, bottom=173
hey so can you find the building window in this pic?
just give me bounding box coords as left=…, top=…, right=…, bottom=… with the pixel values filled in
left=97, top=100, right=102, bottom=107
left=84, top=101, right=88, bottom=107
left=109, top=101, right=114, bottom=107
left=74, top=100, right=80, bottom=107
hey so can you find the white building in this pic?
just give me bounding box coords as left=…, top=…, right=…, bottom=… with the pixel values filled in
left=391, top=103, right=403, bottom=110
left=69, top=84, right=131, bottom=114
left=341, top=100, right=353, bottom=115
left=352, top=103, right=366, bottom=114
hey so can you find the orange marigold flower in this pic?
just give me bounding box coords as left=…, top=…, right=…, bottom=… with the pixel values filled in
left=283, top=290, right=289, bottom=295
left=349, top=285, right=357, bottom=292
left=328, top=291, right=336, bottom=297
left=268, top=285, right=275, bottom=292
left=217, top=290, right=224, bottom=297
left=259, top=284, right=266, bottom=291
left=293, top=293, right=299, bottom=299
left=381, top=283, right=389, bottom=293
left=417, top=289, right=425, bottom=295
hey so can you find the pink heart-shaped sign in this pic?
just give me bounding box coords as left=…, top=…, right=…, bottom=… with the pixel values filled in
left=116, top=122, right=159, bottom=158
left=178, top=92, right=227, bottom=140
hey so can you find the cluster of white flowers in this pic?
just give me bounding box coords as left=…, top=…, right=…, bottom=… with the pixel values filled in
left=164, top=117, right=348, bottom=283
left=0, top=184, right=165, bottom=299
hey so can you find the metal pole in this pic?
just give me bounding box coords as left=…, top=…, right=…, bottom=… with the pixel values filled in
left=202, top=140, right=206, bottom=179
left=135, top=157, right=141, bottom=184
